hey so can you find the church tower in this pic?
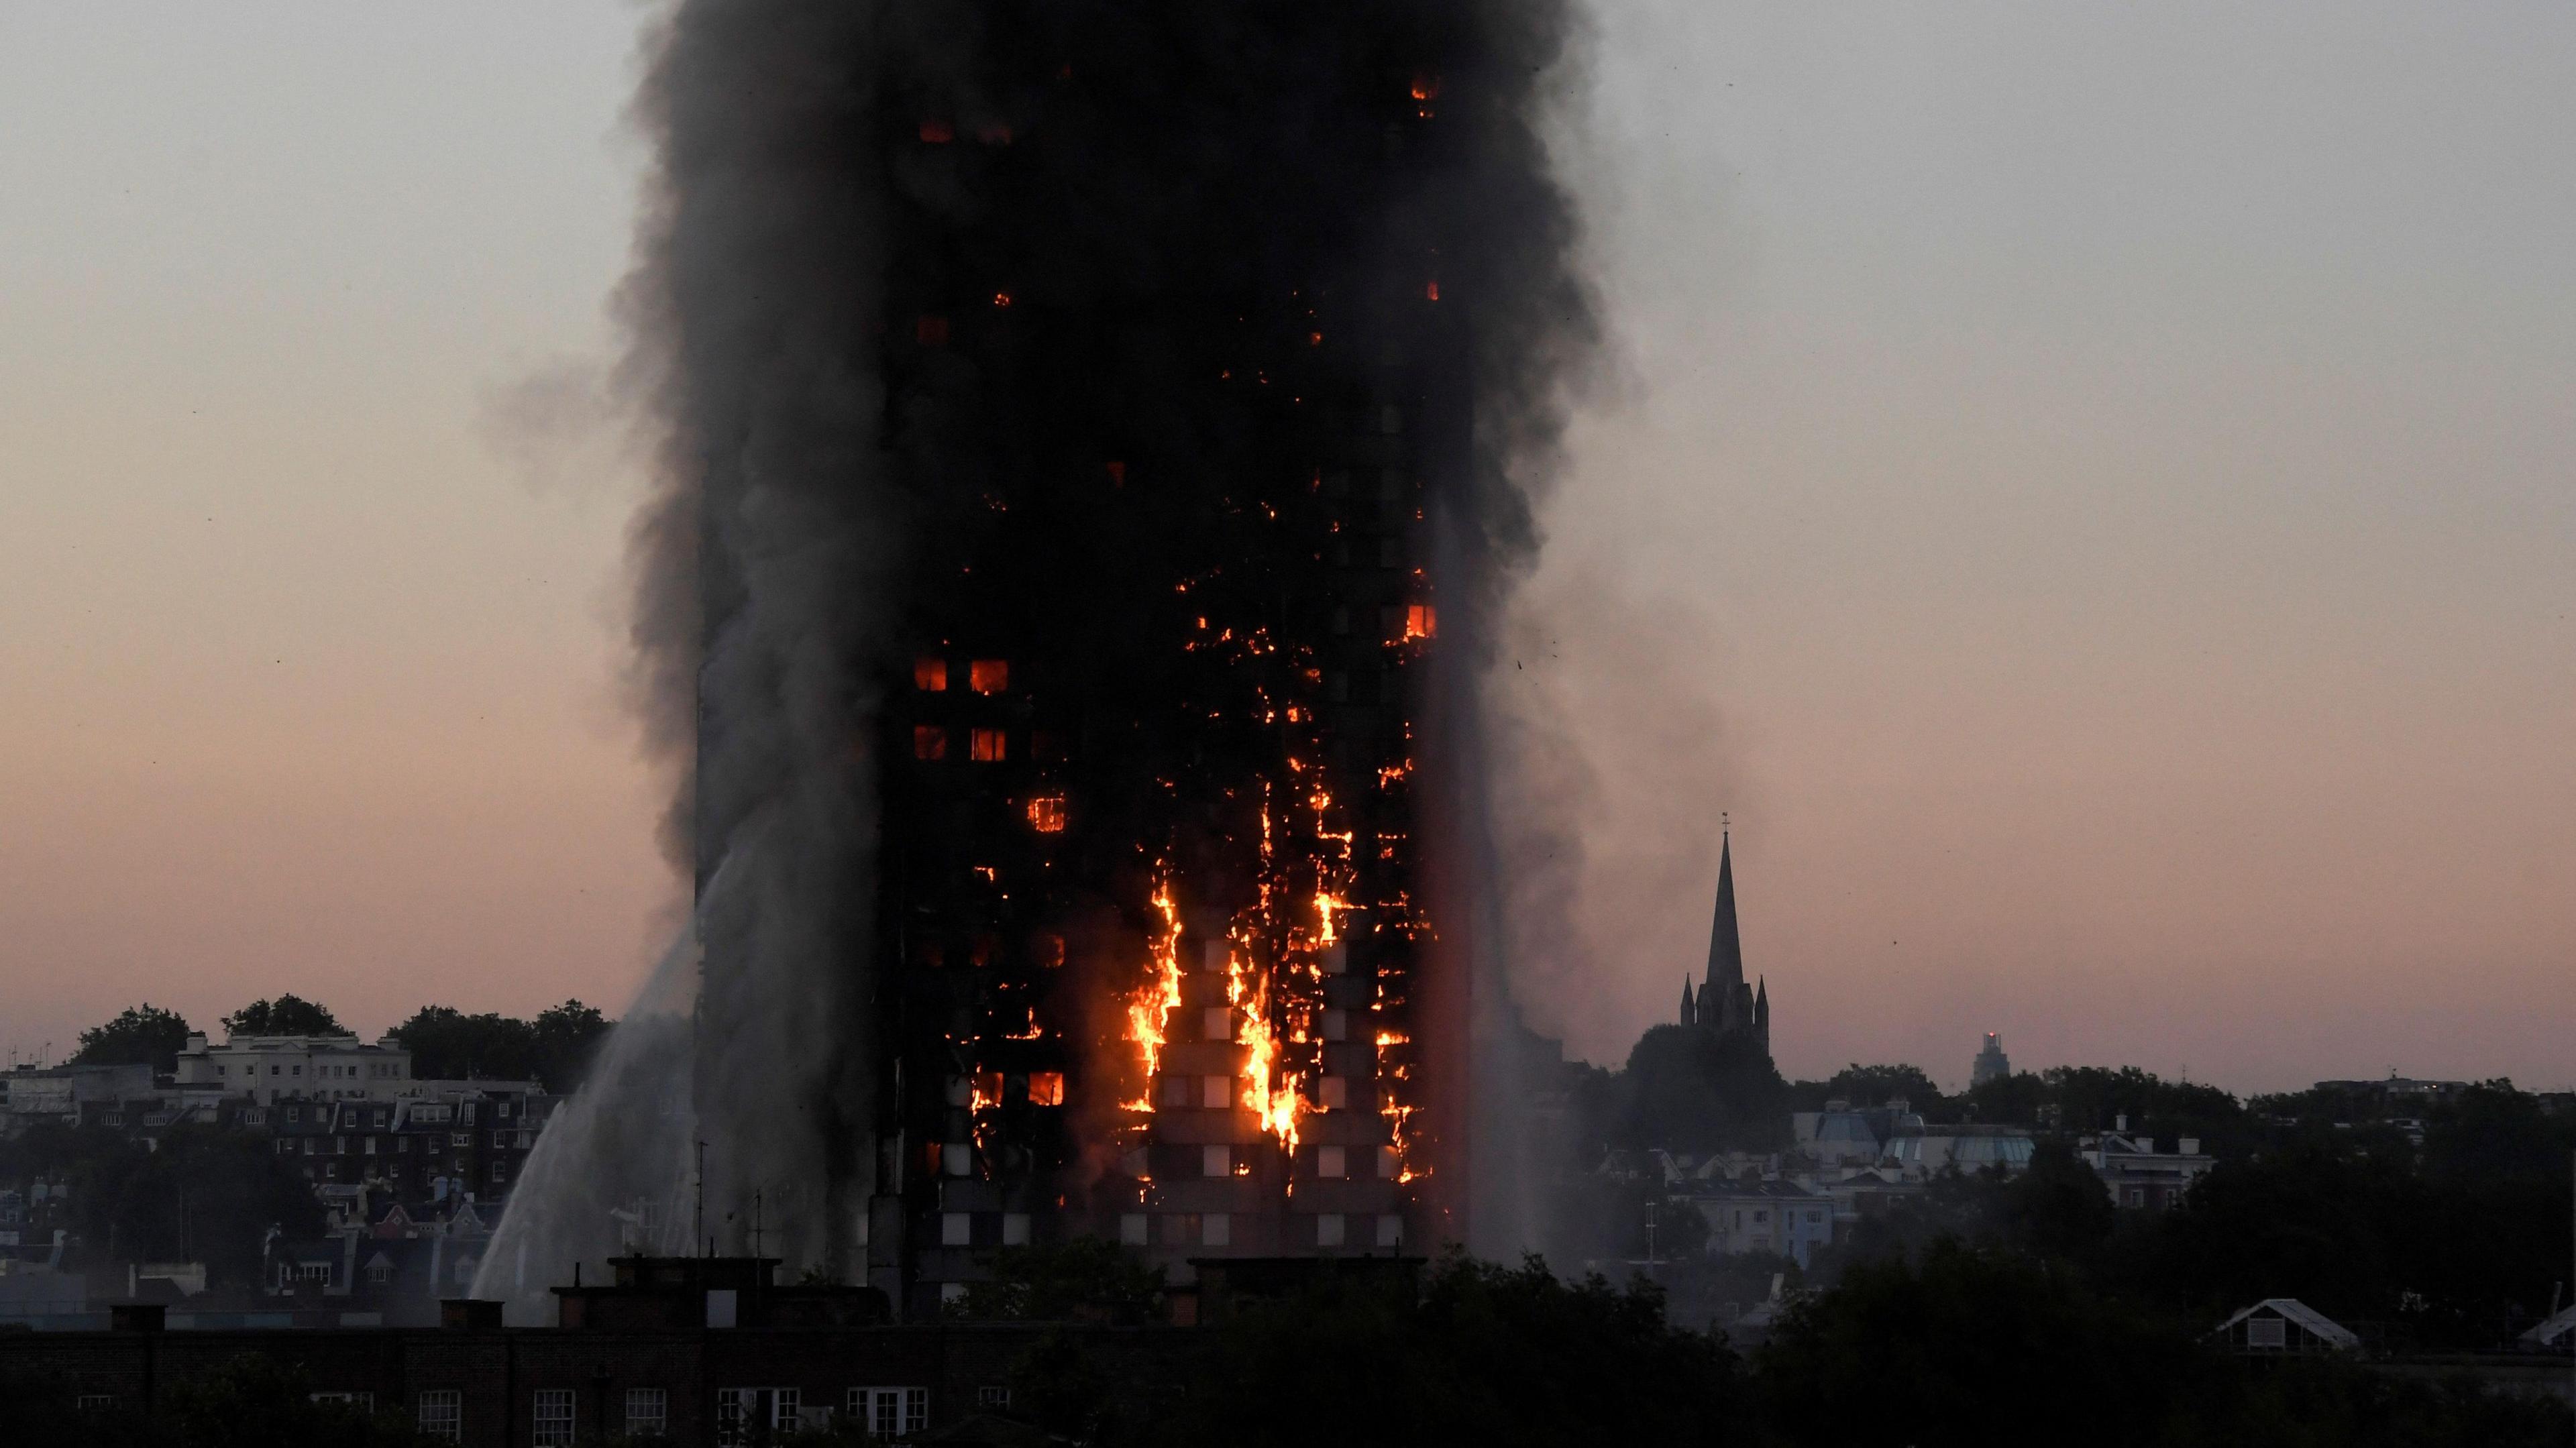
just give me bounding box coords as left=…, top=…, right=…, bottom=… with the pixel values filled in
left=1681, top=826, right=1770, bottom=1058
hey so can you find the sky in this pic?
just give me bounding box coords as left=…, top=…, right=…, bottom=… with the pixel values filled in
left=1, top=3, right=2568, bottom=1095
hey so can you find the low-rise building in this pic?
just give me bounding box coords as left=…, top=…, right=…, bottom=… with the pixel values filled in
left=174, top=1032, right=414, bottom=1105
left=1688, top=1180, right=1834, bottom=1269
left=2214, top=1298, right=2359, bottom=1355
left=2081, top=1121, right=2213, bottom=1209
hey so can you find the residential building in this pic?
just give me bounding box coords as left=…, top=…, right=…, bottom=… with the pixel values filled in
left=2081, top=1122, right=2213, bottom=1209
left=175, top=1032, right=413, bottom=1105
left=1688, top=1180, right=1834, bottom=1270
left=2214, top=1298, right=2359, bottom=1354
left=1884, top=1125, right=2035, bottom=1177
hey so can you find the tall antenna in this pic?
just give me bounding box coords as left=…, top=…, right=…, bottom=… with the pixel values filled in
left=694, top=1141, right=707, bottom=1259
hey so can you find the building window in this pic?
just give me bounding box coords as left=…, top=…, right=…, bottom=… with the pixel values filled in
left=416, top=1389, right=462, bottom=1442
left=1318, top=1076, right=1349, bottom=1109
left=1377, top=1146, right=1401, bottom=1180
left=1316, top=1213, right=1347, bottom=1247
left=532, top=1389, right=576, bottom=1447
left=625, top=1388, right=667, bottom=1438
left=773, top=1388, right=801, bottom=1432
left=1202, top=1145, right=1230, bottom=1178
left=941, top=1213, right=971, bottom=1247
left=1201, top=1075, right=1233, bottom=1109
left=1201, top=1007, right=1232, bottom=1042
left=913, top=725, right=949, bottom=761
left=1316, top=1145, right=1347, bottom=1179
left=1376, top=1214, right=1403, bottom=1247
left=1024, top=793, right=1067, bottom=832
left=311, top=1391, right=374, bottom=1411
left=1320, top=1009, right=1348, bottom=1041
left=1028, top=1071, right=1064, bottom=1107
left=2247, top=1317, right=2287, bottom=1349
left=915, top=657, right=949, bottom=691
left=969, top=659, right=1009, bottom=693
left=850, top=1388, right=930, bottom=1439
left=77, top=1395, right=116, bottom=1414
left=1203, top=1213, right=1232, bottom=1247
left=366, top=1260, right=393, bottom=1286
left=490, top=1161, right=508, bottom=1183
left=969, top=728, right=1007, bottom=762
left=1119, top=1213, right=1147, bottom=1246
left=1160, top=1074, right=1191, bottom=1108
left=978, top=1386, right=1012, bottom=1411
left=1002, top=1213, right=1032, bottom=1247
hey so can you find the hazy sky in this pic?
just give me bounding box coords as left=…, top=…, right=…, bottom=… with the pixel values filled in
left=3, top=4, right=2568, bottom=1094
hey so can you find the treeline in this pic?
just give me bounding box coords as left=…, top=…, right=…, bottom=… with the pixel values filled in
left=65, top=997, right=612, bottom=1095
left=936, top=1242, right=2572, bottom=1447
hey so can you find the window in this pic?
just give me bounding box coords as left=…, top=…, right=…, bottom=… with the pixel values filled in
left=1316, top=1145, right=1347, bottom=1179
left=533, top=1389, right=576, bottom=1447
left=417, top=1389, right=462, bottom=1441
left=915, top=657, right=949, bottom=691
left=969, top=728, right=1007, bottom=762
left=1203, top=1145, right=1230, bottom=1178
left=1320, top=1009, right=1348, bottom=1041
left=1119, top=1213, right=1147, bottom=1245
left=1203, top=1213, right=1232, bottom=1247
left=978, top=1386, right=1012, bottom=1411
left=941, top=1212, right=971, bottom=1246
left=913, top=725, right=949, bottom=761
left=625, top=1388, right=667, bottom=1438
left=490, top=1161, right=507, bottom=1182
left=1202, top=1075, right=1233, bottom=1109
left=1376, top=1214, right=1403, bottom=1247
left=311, top=1392, right=374, bottom=1411
left=1160, top=1074, right=1190, bottom=1108
left=969, top=659, right=1009, bottom=693
left=2247, top=1317, right=2287, bottom=1349
left=773, top=1389, right=802, bottom=1431
left=1024, top=794, right=1067, bottom=832
left=366, top=1259, right=393, bottom=1286
left=1002, top=1212, right=1032, bottom=1246
left=1376, top=1146, right=1401, bottom=1180
left=849, top=1388, right=930, bottom=1439
left=286, top=1107, right=301, bottom=1122
left=78, top=1395, right=117, bottom=1414
left=1201, top=1007, right=1232, bottom=1042
left=1318, top=1076, right=1349, bottom=1109
left=915, top=315, right=950, bottom=345
left=942, top=1143, right=971, bottom=1177
left=1028, top=1071, right=1064, bottom=1107
left=364, top=1137, right=378, bottom=1156
left=1317, top=1213, right=1347, bottom=1247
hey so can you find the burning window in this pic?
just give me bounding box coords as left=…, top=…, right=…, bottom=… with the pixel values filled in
left=914, top=657, right=949, bottom=691
left=969, top=728, right=1007, bottom=762
left=1028, top=1072, right=1065, bottom=1107
left=1105, top=460, right=1126, bottom=487
left=918, top=119, right=954, bottom=144
left=916, top=315, right=950, bottom=345
left=1316, top=1145, right=1347, bottom=1179
left=912, top=726, right=949, bottom=761
left=1032, top=933, right=1065, bottom=969
left=1201, top=1007, right=1232, bottom=1041
left=1026, top=794, right=1067, bottom=833
left=974, top=1071, right=1005, bottom=1109
left=1404, top=604, right=1437, bottom=641
left=969, top=659, right=1008, bottom=692
left=1201, top=1145, right=1230, bottom=1178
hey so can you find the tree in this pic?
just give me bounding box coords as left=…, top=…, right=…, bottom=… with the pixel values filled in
left=1614, top=1025, right=1789, bottom=1152
left=389, top=1007, right=535, bottom=1084
left=71, top=1004, right=193, bottom=1074
left=221, top=995, right=342, bottom=1038
left=62, top=1123, right=325, bottom=1287
left=529, top=999, right=612, bottom=1093
left=949, top=1236, right=1168, bottom=1325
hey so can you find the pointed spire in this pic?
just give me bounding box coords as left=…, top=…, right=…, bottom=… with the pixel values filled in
left=1704, top=828, right=1743, bottom=1007
left=1679, top=979, right=1697, bottom=1027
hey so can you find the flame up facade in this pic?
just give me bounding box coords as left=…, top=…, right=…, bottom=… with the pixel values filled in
left=637, top=1, right=1590, bottom=1319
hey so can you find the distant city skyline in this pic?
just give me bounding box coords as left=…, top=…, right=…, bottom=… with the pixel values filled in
left=3, top=3, right=2569, bottom=1095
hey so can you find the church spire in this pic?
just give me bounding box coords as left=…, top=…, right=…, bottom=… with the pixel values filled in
left=1679, top=979, right=1697, bottom=1027
left=1704, top=825, right=1743, bottom=1005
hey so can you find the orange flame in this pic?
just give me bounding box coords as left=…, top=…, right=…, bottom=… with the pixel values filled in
left=1122, top=877, right=1184, bottom=1111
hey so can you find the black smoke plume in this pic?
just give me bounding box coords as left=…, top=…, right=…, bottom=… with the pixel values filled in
left=487, top=0, right=1595, bottom=1305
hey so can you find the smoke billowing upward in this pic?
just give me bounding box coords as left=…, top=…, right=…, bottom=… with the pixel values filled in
left=488, top=0, right=1596, bottom=1307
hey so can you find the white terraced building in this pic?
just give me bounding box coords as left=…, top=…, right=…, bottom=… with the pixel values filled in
left=174, top=1032, right=412, bottom=1105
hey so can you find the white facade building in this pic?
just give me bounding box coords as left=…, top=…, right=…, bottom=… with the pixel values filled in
left=174, top=1032, right=413, bottom=1105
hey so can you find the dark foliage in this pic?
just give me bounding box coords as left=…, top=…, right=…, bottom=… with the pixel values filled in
left=947, top=1236, right=1167, bottom=1325
left=1612, top=1025, right=1790, bottom=1152
left=220, top=995, right=342, bottom=1038
left=71, top=1004, right=194, bottom=1074
left=389, top=1000, right=611, bottom=1093
left=1787, top=1062, right=1948, bottom=1116
left=0, top=1123, right=325, bottom=1286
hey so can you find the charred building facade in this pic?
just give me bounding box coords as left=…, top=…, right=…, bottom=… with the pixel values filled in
left=650, top=3, right=1587, bottom=1321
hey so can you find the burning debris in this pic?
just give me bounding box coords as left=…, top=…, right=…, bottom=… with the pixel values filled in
left=488, top=0, right=1592, bottom=1317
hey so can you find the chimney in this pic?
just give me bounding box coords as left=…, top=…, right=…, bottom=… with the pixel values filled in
left=2180, top=1137, right=2200, bottom=1156
left=2114, top=1113, right=2128, bottom=1133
